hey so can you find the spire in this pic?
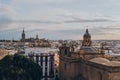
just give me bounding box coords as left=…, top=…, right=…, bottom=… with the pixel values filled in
left=23, top=28, right=25, bottom=33
left=36, top=34, right=39, bottom=40
left=21, top=28, right=25, bottom=42
left=84, top=28, right=91, bottom=38
left=86, top=29, right=89, bottom=34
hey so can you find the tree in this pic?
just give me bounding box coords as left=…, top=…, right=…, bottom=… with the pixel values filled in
left=0, top=54, right=42, bottom=80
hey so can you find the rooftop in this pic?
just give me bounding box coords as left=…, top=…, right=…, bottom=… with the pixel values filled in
left=80, top=47, right=98, bottom=53
left=0, top=49, right=8, bottom=60
left=89, top=57, right=120, bottom=66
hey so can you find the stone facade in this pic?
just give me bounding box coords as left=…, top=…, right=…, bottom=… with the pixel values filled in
left=59, top=29, right=120, bottom=80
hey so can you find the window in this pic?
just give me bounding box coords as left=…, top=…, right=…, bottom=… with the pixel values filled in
left=64, top=63, right=67, bottom=70
left=65, top=49, right=67, bottom=55
left=56, top=70, right=58, bottom=73
left=99, top=72, right=102, bottom=80
left=45, top=61, right=47, bottom=66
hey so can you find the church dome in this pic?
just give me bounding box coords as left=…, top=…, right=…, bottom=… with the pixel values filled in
left=84, top=29, right=91, bottom=38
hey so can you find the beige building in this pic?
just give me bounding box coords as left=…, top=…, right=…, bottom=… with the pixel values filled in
left=59, top=29, right=120, bottom=80
left=0, top=49, right=8, bottom=60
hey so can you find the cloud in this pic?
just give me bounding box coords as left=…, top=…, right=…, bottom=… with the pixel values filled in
left=13, top=20, right=61, bottom=24
left=109, top=0, right=120, bottom=5
left=12, top=0, right=75, bottom=3
left=0, top=7, right=13, bottom=29
left=103, top=27, right=120, bottom=30
left=0, top=16, right=12, bottom=28
left=0, top=6, right=22, bottom=30
left=64, top=18, right=112, bottom=23
left=0, top=0, right=120, bottom=40
left=61, top=13, right=114, bottom=23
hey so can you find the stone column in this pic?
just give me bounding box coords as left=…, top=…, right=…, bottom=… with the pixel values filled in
left=45, top=55, right=48, bottom=77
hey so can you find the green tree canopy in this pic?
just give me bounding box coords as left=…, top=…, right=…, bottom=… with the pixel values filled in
left=0, top=54, right=42, bottom=80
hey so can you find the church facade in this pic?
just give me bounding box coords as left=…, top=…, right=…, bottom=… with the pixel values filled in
left=59, top=29, right=120, bottom=80
left=20, top=29, right=51, bottom=47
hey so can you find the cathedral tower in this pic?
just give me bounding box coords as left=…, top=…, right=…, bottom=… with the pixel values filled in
left=36, top=34, right=39, bottom=40
left=21, top=28, right=25, bottom=42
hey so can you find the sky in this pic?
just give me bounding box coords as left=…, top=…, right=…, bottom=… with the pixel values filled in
left=0, top=0, right=120, bottom=40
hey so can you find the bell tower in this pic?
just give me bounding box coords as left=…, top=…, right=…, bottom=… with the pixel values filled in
left=82, top=29, right=92, bottom=47
left=36, top=34, right=39, bottom=40
left=21, top=28, right=25, bottom=42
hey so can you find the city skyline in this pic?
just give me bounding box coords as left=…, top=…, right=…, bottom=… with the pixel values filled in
left=0, top=0, right=120, bottom=40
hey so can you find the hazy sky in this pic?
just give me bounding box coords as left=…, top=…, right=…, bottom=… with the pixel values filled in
left=0, top=0, right=120, bottom=40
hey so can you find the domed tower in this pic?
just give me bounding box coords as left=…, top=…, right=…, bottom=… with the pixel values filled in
left=21, top=28, right=25, bottom=42
left=82, top=29, right=92, bottom=47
